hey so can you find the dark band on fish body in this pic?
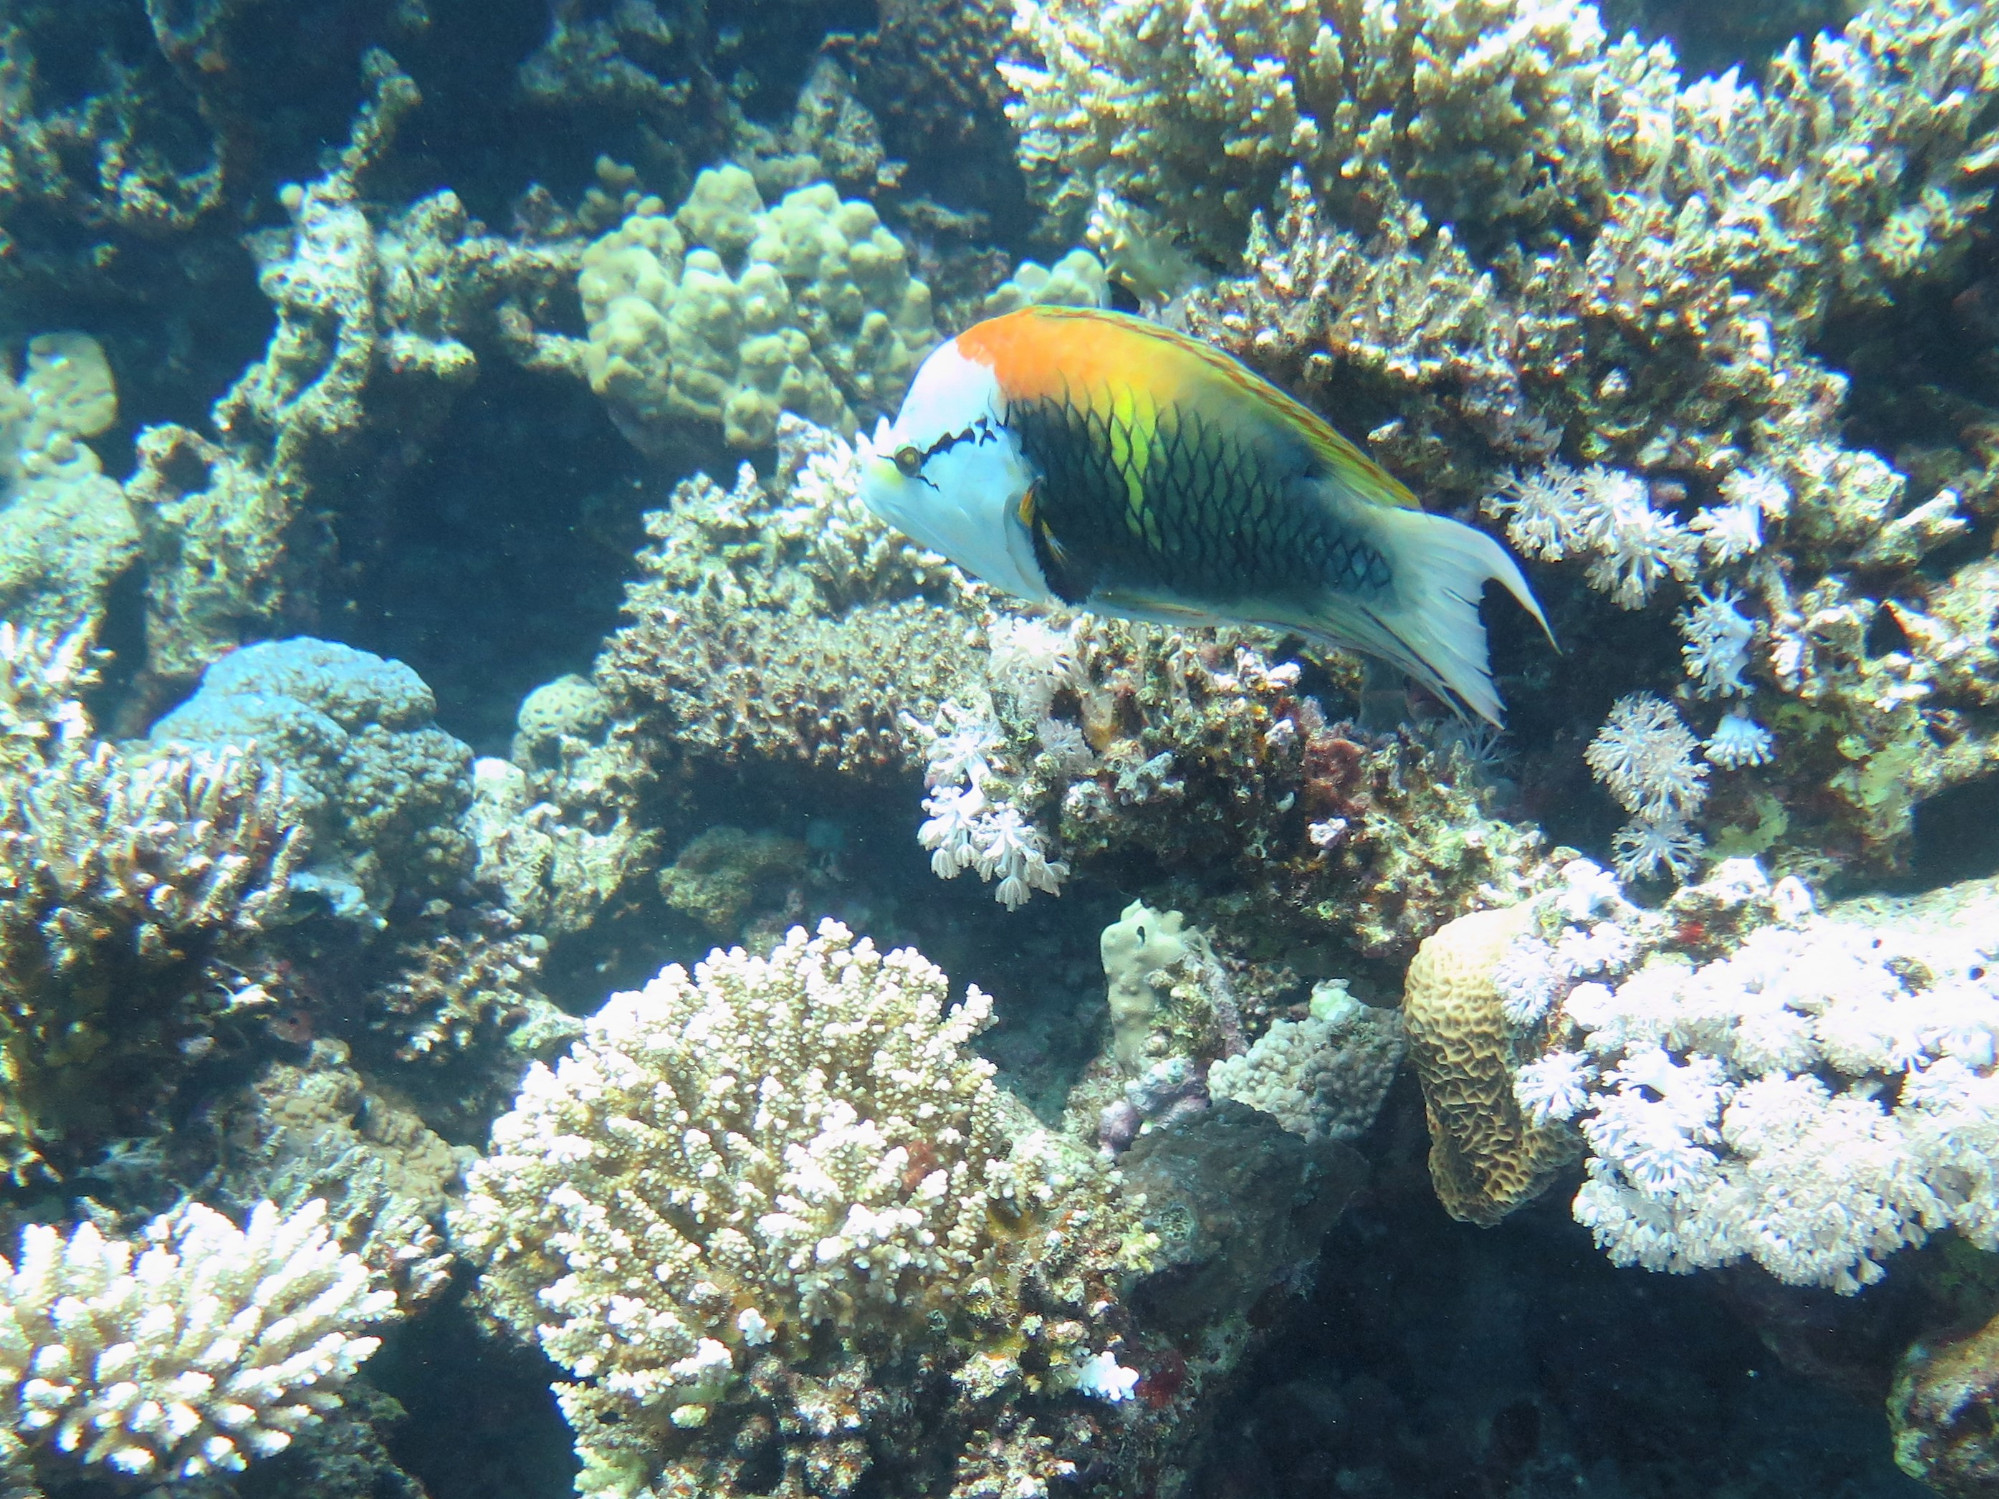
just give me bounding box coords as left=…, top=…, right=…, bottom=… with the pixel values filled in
left=1008, top=389, right=1393, bottom=609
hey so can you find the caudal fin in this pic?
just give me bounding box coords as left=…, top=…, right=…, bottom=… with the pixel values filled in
left=1302, top=505, right=1554, bottom=727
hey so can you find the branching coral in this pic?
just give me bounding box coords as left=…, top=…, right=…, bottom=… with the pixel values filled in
left=0, top=629, right=301, bottom=1180
left=1157, top=3, right=1999, bottom=884
left=0, top=1198, right=395, bottom=1485
left=452, top=920, right=1157, bottom=1499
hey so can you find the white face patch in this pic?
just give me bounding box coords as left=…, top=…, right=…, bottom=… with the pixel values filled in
left=857, top=340, right=1053, bottom=603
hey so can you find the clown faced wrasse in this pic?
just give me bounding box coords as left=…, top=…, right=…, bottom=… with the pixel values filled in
left=857, top=306, right=1552, bottom=725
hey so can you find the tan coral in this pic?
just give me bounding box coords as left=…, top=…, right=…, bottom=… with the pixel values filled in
left=1403, top=903, right=1579, bottom=1226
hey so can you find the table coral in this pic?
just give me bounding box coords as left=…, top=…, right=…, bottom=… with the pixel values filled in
left=0, top=1198, right=394, bottom=1485
left=579, top=164, right=936, bottom=453
left=452, top=919, right=1158, bottom=1499
left=149, top=638, right=475, bottom=920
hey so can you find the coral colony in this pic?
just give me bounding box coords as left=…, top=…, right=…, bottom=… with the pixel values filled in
left=0, top=2, right=1997, bottom=1497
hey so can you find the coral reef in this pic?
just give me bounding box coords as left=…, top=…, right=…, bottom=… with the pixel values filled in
left=1403, top=902, right=1582, bottom=1226
left=0, top=1198, right=395, bottom=1485
left=452, top=920, right=1158, bottom=1499
left=149, top=638, right=475, bottom=921
left=0, top=626, right=299, bottom=1181
left=579, top=164, right=936, bottom=453
left=0, top=332, right=137, bottom=640
left=1148, top=1, right=1999, bottom=885
left=1207, top=980, right=1405, bottom=1143
left=929, top=614, right=1561, bottom=952
left=124, top=49, right=588, bottom=689
left=1410, top=858, right=1999, bottom=1295
left=214, top=1043, right=462, bottom=1317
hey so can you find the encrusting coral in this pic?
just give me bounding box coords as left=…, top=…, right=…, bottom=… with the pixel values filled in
left=451, top=920, right=1159, bottom=1499
left=0, top=1198, right=395, bottom=1486
left=0, top=332, right=137, bottom=642
left=149, top=637, right=475, bottom=922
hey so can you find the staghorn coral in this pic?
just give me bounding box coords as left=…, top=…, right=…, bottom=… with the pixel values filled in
left=451, top=920, right=1159, bottom=1499
left=0, top=641, right=301, bottom=1181
left=579, top=164, right=936, bottom=453
left=0, top=1198, right=395, bottom=1485
left=1403, top=902, right=1583, bottom=1227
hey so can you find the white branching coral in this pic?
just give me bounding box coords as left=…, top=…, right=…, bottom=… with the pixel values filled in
left=0, top=1199, right=394, bottom=1484
left=452, top=920, right=1149, bottom=1499
left=1586, top=693, right=1709, bottom=882
left=1505, top=861, right=1999, bottom=1294
left=1484, top=462, right=1698, bottom=608
left=1678, top=583, right=1758, bottom=697
left=908, top=699, right=1069, bottom=910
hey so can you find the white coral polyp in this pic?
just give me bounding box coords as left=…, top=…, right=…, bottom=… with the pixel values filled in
left=0, top=1200, right=393, bottom=1482
left=1527, top=864, right=1999, bottom=1293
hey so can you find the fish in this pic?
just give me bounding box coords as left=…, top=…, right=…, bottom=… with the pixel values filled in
left=856, top=306, right=1553, bottom=726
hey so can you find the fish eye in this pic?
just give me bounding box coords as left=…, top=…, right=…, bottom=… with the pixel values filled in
left=893, top=445, right=923, bottom=478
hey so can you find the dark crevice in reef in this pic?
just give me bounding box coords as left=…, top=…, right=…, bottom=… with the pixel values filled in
left=330, top=358, right=655, bottom=755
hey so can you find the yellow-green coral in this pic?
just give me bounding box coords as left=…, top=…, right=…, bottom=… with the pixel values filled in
left=579, top=165, right=935, bottom=452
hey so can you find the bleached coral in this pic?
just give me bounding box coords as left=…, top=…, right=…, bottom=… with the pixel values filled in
left=1704, top=707, right=1775, bottom=769
left=452, top=920, right=1152, bottom=1499
left=1678, top=584, right=1758, bottom=698
left=0, top=1199, right=394, bottom=1484
left=1484, top=461, right=1698, bottom=609
left=1506, top=862, right=1999, bottom=1294
left=1585, top=694, right=1710, bottom=882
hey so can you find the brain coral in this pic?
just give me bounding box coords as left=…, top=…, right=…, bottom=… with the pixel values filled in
left=1403, top=903, right=1581, bottom=1226
left=452, top=919, right=1156, bottom=1499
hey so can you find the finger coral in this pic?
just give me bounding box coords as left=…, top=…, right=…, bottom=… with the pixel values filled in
left=0, top=1198, right=395, bottom=1485
left=451, top=919, right=1158, bottom=1499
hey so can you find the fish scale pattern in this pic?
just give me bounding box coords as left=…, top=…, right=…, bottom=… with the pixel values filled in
left=1014, top=390, right=1391, bottom=606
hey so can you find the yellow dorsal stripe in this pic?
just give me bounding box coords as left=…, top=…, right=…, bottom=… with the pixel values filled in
left=954, top=306, right=1422, bottom=512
